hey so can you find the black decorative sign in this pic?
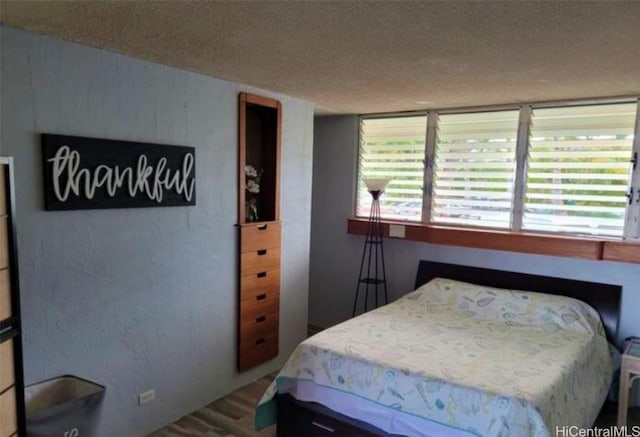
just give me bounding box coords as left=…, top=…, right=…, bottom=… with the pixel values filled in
left=42, top=134, right=196, bottom=210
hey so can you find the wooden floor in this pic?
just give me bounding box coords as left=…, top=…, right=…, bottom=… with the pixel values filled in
left=148, top=373, right=277, bottom=437
left=150, top=373, right=640, bottom=436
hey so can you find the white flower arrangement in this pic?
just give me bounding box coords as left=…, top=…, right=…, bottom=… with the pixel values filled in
left=245, top=165, right=263, bottom=222
left=245, top=165, right=258, bottom=178
left=245, top=165, right=263, bottom=194
left=246, top=179, right=260, bottom=194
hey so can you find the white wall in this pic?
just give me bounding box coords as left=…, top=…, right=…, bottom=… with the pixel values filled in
left=1, top=26, right=313, bottom=436
left=310, top=115, right=640, bottom=397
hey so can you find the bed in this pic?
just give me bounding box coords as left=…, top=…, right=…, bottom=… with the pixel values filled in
left=256, top=261, right=622, bottom=436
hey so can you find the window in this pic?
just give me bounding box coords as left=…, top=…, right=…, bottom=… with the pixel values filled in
left=432, top=110, right=519, bottom=228
left=523, top=103, right=637, bottom=237
left=357, top=116, right=427, bottom=221
left=356, top=98, right=640, bottom=240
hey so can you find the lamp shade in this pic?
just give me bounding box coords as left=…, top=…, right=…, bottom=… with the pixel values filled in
left=363, top=178, right=391, bottom=192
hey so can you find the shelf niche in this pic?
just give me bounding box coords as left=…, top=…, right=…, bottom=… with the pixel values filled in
left=237, top=93, right=282, bottom=372
left=239, top=93, right=281, bottom=224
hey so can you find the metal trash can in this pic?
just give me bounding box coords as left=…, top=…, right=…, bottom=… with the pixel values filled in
left=25, top=375, right=105, bottom=437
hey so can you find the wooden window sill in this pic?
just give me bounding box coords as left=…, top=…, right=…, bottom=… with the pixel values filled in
left=602, top=241, right=640, bottom=264
left=347, top=218, right=640, bottom=264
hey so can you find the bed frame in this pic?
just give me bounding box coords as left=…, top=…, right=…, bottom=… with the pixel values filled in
left=276, top=261, right=622, bottom=436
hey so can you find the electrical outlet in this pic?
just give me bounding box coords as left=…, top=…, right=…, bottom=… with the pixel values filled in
left=389, top=224, right=405, bottom=238
left=138, top=389, right=155, bottom=405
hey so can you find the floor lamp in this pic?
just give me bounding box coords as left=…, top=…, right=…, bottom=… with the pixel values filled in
left=353, top=179, right=390, bottom=317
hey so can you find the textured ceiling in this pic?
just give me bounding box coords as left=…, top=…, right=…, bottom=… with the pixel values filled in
left=1, top=1, right=640, bottom=115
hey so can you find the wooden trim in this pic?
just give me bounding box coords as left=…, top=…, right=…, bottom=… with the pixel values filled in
left=244, top=93, right=280, bottom=108
left=238, top=93, right=247, bottom=224
left=602, top=241, right=640, bottom=264
left=238, top=93, right=282, bottom=224
left=0, top=166, right=5, bottom=217
left=275, top=101, right=282, bottom=221
left=348, top=218, right=606, bottom=261
left=428, top=225, right=602, bottom=260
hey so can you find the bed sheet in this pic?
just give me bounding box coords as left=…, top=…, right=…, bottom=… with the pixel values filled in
left=256, top=278, right=613, bottom=436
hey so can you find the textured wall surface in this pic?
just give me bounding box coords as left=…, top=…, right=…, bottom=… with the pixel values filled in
left=0, top=26, right=312, bottom=436
left=310, top=115, right=640, bottom=402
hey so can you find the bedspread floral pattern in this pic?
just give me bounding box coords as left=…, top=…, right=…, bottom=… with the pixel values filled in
left=256, top=278, right=612, bottom=436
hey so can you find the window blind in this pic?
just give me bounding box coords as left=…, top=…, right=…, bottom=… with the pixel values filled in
left=523, top=103, right=636, bottom=237
left=431, top=110, right=519, bottom=228
left=357, top=116, right=427, bottom=221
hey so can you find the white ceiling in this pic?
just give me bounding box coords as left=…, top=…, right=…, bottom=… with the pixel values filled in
left=1, top=1, right=639, bottom=115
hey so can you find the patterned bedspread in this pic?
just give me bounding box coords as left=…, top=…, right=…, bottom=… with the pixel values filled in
left=256, top=278, right=613, bottom=436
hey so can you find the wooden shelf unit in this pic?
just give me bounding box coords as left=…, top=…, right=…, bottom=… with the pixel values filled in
left=0, top=158, right=25, bottom=437
left=237, top=93, right=282, bottom=371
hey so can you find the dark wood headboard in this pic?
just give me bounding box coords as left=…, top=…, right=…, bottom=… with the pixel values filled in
left=415, top=261, right=622, bottom=344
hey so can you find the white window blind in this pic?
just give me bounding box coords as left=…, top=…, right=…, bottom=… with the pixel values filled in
left=431, top=110, right=520, bottom=228
left=523, top=103, right=636, bottom=237
left=357, top=116, right=427, bottom=221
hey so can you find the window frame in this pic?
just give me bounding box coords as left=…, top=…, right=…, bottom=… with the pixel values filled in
left=356, top=112, right=429, bottom=222
left=355, top=96, right=640, bottom=241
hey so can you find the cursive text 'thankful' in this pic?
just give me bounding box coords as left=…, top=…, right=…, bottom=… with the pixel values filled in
left=47, top=145, right=195, bottom=203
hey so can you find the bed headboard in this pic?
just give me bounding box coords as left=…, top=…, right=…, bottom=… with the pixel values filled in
left=415, top=261, right=622, bottom=344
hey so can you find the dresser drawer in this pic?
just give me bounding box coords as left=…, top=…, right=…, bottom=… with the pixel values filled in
left=240, top=291, right=279, bottom=324
left=240, top=269, right=279, bottom=301
left=240, top=328, right=278, bottom=352
left=240, top=312, right=279, bottom=343
left=0, top=269, right=10, bottom=321
left=0, top=385, right=17, bottom=437
left=240, top=222, right=280, bottom=253
left=240, top=248, right=280, bottom=275
left=238, top=331, right=278, bottom=371
left=0, top=218, right=8, bottom=270
left=0, top=339, right=14, bottom=393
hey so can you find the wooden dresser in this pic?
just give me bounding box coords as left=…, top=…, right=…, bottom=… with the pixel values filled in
left=0, top=157, right=24, bottom=437
left=237, top=93, right=282, bottom=371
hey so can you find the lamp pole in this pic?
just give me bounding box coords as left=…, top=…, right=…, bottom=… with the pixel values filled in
left=353, top=180, right=389, bottom=316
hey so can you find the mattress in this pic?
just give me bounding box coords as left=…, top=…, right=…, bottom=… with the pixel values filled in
left=256, top=278, right=613, bottom=436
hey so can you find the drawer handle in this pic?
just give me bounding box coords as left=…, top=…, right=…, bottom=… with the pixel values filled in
left=256, top=316, right=266, bottom=323
left=257, top=224, right=268, bottom=230
left=257, top=272, right=267, bottom=278
left=257, top=249, right=267, bottom=256
left=256, top=293, right=267, bottom=301
left=311, top=422, right=335, bottom=433
left=255, top=337, right=266, bottom=346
